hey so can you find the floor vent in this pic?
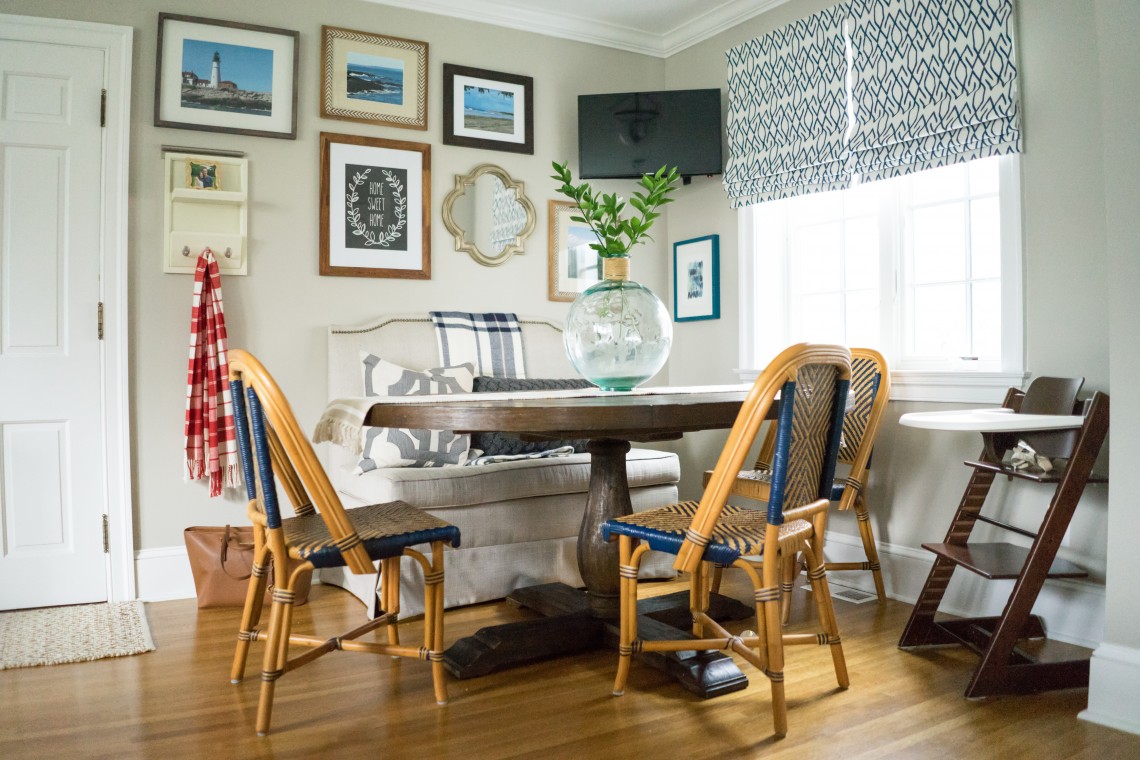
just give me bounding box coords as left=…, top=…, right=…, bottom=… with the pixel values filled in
left=801, top=582, right=878, bottom=604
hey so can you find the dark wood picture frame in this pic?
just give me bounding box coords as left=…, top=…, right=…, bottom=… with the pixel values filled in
left=443, top=64, right=534, bottom=155
left=154, top=13, right=299, bottom=139
left=319, top=132, right=431, bottom=280
left=320, top=25, right=429, bottom=131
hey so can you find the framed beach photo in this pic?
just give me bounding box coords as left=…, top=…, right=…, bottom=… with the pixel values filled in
left=548, top=200, right=601, bottom=302
left=443, top=64, right=534, bottom=154
left=673, top=235, right=720, bottom=322
left=154, top=13, right=298, bottom=139
left=320, top=26, right=429, bottom=131
left=320, top=132, right=431, bottom=280
left=184, top=158, right=221, bottom=190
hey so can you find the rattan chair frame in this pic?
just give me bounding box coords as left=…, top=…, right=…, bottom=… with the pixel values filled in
left=227, top=350, right=454, bottom=736
left=708, top=348, right=891, bottom=608
left=609, top=343, right=852, bottom=738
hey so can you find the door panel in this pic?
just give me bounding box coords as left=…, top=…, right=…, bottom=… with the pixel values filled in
left=0, top=40, right=107, bottom=609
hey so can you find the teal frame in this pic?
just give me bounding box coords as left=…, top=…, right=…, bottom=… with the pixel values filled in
left=673, top=234, right=720, bottom=322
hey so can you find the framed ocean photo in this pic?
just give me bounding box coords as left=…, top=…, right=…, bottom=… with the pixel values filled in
left=443, top=64, right=533, bottom=154
left=154, top=14, right=298, bottom=139
left=321, top=26, right=428, bottom=131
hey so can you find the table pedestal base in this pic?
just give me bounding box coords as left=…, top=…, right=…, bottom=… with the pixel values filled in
left=442, top=583, right=754, bottom=698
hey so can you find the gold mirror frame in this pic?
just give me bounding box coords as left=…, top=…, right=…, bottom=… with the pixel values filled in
left=442, top=163, right=536, bottom=267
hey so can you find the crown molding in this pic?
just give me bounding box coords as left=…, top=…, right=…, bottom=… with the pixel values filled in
left=361, top=0, right=790, bottom=58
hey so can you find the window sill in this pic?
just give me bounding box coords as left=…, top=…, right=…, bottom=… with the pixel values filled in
left=733, top=368, right=1028, bottom=404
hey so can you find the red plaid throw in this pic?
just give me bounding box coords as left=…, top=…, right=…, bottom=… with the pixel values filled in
left=184, top=248, right=240, bottom=497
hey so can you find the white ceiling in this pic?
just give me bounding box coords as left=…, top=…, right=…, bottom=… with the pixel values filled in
left=363, top=0, right=789, bottom=57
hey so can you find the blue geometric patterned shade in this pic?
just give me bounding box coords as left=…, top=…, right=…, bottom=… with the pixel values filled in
left=848, top=0, right=1021, bottom=184
left=723, top=0, right=1020, bottom=207
left=723, top=5, right=852, bottom=208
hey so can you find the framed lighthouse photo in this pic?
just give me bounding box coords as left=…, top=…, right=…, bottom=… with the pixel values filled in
left=155, top=13, right=299, bottom=139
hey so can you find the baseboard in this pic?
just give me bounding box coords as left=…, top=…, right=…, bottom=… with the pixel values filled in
left=1080, top=642, right=1140, bottom=736
left=822, top=530, right=1106, bottom=649
left=135, top=545, right=196, bottom=602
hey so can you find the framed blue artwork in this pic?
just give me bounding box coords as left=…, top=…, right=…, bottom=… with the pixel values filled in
left=673, top=234, right=720, bottom=322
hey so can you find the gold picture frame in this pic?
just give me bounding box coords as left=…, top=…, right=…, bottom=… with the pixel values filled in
left=320, top=25, right=428, bottom=131
left=184, top=158, right=221, bottom=190
left=548, top=200, right=601, bottom=302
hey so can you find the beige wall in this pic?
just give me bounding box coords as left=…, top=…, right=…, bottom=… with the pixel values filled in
left=7, top=0, right=665, bottom=549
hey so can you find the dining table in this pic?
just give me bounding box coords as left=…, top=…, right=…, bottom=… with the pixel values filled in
left=363, top=384, right=760, bottom=697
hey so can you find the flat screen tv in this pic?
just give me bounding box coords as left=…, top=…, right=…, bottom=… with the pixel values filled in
left=577, top=88, right=722, bottom=180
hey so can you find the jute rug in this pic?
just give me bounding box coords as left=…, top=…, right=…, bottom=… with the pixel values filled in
left=0, top=601, right=155, bottom=670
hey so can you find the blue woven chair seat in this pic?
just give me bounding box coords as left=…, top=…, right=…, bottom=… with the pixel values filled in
left=284, top=500, right=460, bottom=569
left=602, top=500, right=813, bottom=567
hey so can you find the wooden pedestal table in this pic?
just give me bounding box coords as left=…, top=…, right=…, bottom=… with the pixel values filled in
left=897, top=394, right=1109, bottom=698
left=365, top=386, right=758, bottom=697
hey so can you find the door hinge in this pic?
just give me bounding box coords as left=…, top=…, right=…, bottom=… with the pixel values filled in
left=102, top=515, right=110, bottom=553
left=98, top=302, right=104, bottom=340
left=100, top=89, right=107, bottom=127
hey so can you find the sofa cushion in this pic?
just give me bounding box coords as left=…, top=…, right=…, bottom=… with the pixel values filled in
left=356, top=353, right=474, bottom=469
left=334, top=448, right=680, bottom=510
left=470, top=376, right=593, bottom=456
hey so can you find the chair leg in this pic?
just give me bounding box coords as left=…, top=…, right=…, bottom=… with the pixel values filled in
left=780, top=551, right=800, bottom=624
left=231, top=546, right=271, bottom=684
left=426, top=542, right=448, bottom=706
left=255, top=584, right=297, bottom=736
left=709, top=563, right=725, bottom=594
left=854, top=495, right=886, bottom=601
left=380, top=557, right=401, bottom=646
left=759, top=552, right=787, bottom=738
left=801, top=542, right=849, bottom=689
left=613, top=536, right=640, bottom=697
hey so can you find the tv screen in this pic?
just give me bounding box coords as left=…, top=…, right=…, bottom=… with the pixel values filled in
left=577, top=88, right=722, bottom=180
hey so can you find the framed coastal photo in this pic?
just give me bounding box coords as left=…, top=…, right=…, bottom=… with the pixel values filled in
left=548, top=200, right=601, bottom=302
left=673, top=235, right=720, bottom=322
left=320, top=26, right=429, bottom=131
left=320, top=132, right=431, bottom=279
left=185, top=158, right=221, bottom=190
left=154, top=13, right=298, bottom=139
left=443, top=64, right=534, bottom=154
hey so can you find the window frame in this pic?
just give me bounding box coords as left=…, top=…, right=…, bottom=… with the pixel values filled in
left=737, top=156, right=1025, bottom=404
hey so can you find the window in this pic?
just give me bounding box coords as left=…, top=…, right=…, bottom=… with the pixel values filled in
left=740, top=155, right=1024, bottom=402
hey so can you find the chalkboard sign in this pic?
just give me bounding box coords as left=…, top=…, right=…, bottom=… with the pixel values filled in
left=344, top=163, right=408, bottom=251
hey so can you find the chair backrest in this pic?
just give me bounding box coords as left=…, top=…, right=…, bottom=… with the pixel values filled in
left=675, top=343, right=851, bottom=573
left=1017, top=376, right=1084, bottom=458
left=229, top=349, right=375, bottom=575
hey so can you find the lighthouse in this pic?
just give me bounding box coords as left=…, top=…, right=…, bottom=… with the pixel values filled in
left=209, top=51, right=220, bottom=89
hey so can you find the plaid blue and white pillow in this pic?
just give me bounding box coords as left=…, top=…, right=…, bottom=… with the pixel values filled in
left=355, top=353, right=475, bottom=471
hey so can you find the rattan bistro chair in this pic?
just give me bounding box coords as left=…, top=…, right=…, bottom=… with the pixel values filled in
left=227, top=350, right=459, bottom=736
left=602, top=344, right=852, bottom=738
left=708, top=349, right=891, bottom=606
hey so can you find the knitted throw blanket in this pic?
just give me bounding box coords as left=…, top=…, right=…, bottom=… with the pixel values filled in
left=184, top=248, right=240, bottom=496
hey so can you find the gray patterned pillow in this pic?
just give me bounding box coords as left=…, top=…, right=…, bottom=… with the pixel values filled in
left=470, top=377, right=593, bottom=457
left=355, top=353, right=475, bottom=471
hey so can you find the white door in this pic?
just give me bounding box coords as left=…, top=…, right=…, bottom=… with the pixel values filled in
left=0, top=38, right=108, bottom=609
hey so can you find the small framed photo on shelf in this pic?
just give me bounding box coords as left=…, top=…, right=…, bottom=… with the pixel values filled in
left=548, top=200, right=601, bottom=302
left=185, top=158, right=221, bottom=190
left=443, top=64, right=534, bottom=154
left=673, top=235, right=720, bottom=322
left=320, top=26, right=429, bottom=131
left=319, top=132, right=431, bottom=280
left=154, top=13, right=299, bottom=139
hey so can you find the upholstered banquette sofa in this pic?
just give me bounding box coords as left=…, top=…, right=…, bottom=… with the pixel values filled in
left=317, top=313, right=680, bottom=616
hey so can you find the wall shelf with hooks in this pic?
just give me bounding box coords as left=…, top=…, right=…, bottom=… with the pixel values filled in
left=163, top=151, right=248, bottom=275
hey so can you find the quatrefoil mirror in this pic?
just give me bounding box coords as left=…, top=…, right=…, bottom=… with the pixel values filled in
left=442, top=164, right=536, bottom=267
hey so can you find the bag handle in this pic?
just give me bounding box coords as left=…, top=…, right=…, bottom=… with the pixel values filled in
left=219, top=525, right=254, bottom=581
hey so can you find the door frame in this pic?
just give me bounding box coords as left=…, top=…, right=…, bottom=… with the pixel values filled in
left=2, top=14, right=135, bottom=602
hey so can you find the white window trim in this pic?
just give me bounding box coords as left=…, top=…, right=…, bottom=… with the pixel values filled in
left=737, top=157, right=1026, bottom=405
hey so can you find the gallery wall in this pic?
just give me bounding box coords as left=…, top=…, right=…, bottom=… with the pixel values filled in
left=8, top=0, right=667, bottom=549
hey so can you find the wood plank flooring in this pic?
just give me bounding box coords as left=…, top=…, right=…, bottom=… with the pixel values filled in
left=2, top=576, right=1137, bottom=759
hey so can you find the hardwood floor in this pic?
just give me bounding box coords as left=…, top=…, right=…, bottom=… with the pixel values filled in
left=2, top=576, right=1136, bottom=759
